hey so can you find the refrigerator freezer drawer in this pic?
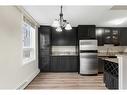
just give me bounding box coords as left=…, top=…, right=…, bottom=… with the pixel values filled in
left=80, top=53, right=98, bottom=75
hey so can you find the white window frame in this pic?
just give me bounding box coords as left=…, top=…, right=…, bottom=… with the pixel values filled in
left=22, top=16, right=36, bottom=64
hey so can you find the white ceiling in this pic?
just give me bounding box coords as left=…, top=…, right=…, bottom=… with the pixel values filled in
left=23, top=6, right=127, bottom=27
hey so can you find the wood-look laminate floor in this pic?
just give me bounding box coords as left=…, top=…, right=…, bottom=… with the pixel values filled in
left=25, top=73, right=107, bottom=90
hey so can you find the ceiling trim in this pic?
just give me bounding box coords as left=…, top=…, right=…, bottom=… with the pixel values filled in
left=16, top=6, right=40, bottom=27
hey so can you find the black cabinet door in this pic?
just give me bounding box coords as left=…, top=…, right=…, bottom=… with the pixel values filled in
left=50, top=56, right=58, bottom=72
left=98, top=58, right=104, bottom=73
left=96, top=27, right=120, bottom=46
left=39, top=56, right=50, bottom=72
left=112, top=28, right=120, bottom=46
left=78, top=25, right=96, bottom=40
left=119, top=28, right=127, bottom=46
left=51, top=28, right=65, bottom=46
left=51, top=56, right=78, bottom=72
left=103, top=28, right=113, bottom=44
left=103, top=60, right=118, bottom=89
left=51, top=27, right=77, bottom=46
left=96, top=28, right=104, bottom=46
left=104, top=28, right=120, bottom=45
left=69, top=56, right=78, bottom=72
left=65, top=27, right=77, bottom=45
left=38, top=26, right=51, bottom=72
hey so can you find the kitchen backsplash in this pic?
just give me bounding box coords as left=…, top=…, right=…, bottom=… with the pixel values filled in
left=52, top=45, right=127, bottom=56
left=51, top=46, right=78, bottom=56
left=98, top=45, right=127, bottom=56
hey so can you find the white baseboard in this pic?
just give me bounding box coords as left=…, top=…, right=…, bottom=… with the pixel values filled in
left=16, top=69, right=40, bottom=90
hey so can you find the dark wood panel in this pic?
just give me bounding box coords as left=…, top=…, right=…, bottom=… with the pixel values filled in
left=78, top=25, right=96, bottom=40
left=51, top=56, right=78, bottom=72
left=98, top=58, right=104, bottom=73
left=119, top=28, right=127, bottom=46
left=96, top=27, right=121, bottom=46
left=38, top=26, right=51, bottom=72
left=51, top=27, right=77, bottom=46
left=103, top=28, right=113, bottom=44
left=96, top=28, right=104, bottom=46
left=39, top=56, right=50, bottom=72
left=103, top=60, right=118, bottom=89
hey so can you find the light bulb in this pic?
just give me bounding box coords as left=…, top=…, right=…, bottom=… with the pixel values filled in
left=56, top=27, right=62, bottom=32
left=65, top=23, right=72, bottom=30
left=52, top=19, right=60, bottom=27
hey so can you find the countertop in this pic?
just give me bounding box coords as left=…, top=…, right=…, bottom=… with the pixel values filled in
left=103, top=58, right=118, bottom=63
left=98, top=56, right=118, bottom=63
left=51, top=52, right=78, bottom=56
left=51, top=55, right=78, bottom=56
left=98, top=53, right=127, bottom=64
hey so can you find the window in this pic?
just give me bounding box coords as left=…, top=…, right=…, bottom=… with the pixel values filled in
left=22, top=16, right=36, bottom=63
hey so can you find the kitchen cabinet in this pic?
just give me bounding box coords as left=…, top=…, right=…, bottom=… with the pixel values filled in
left=38, top=26, right=51, bottom=72
left=103, top=28, right=113, bottom=44
left=119, top=28, right=127, bottom=46
left=103, top=60, right=118, bottom=89
left=112, top=28, right=120, bottom=45
left=78, top=25, right=96, bottom=40
left=98, top=58, right=104, bottom=73
left=102, top=28, right=119, bottom=45
left=51, top=56, right=78, bottom=72
left=51, top=27, right=77, bottom=46
left=96, top=27, right=120, bottom=46
left=96, top=28, right=104, bottom=46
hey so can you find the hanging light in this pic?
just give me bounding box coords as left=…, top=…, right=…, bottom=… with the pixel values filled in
left=52, top=19, right=60, bottom=27
left=52, top=6, right=72, bottom=32
left=65, top=22, right=72, bottom=30
left=56, top=26, right=62, bottom=32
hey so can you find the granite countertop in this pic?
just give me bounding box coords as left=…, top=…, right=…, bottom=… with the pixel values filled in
left=98, top=56, right=118, bottom=63
left=51, top=52, right=78, bottom=56
left=51, top=55, right=78, bottom=56
left=98, top=52, right=127, bottom=64
left=103, top=58, right=118, bottom=63
left=98, top=52, right=127, bottom=57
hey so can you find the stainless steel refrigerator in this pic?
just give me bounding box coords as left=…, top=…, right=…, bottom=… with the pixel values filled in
left=79, top=40, right=98, bottom=75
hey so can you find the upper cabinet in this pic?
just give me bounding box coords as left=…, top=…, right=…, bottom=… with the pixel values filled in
left=119, top=28, right=127, bottom=46
left=78, top=25, right=96, bottom=40
left=96, top=27, right=120, bottom=46
left=38, top=26, right=51, bottom=72
left=96, top=28, right=104, bottom=46
left=112, top=28, right=120, bottom=46
left=96, top=27, right=127, bottom=46
left=39, top=26, right=51, bottom=49
left=103, top=28, right=119, bottom=45
left=103, top=28, right=113, bottom=44
left=51, top=27, right=77, bottom=46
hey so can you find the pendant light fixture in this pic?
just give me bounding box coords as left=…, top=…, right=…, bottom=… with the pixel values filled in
left=52, top=6, right=72, bottom=32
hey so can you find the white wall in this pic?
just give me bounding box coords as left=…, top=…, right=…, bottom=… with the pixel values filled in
left=0, top=6, right=39, bottom=89
left=117, top=55, right=127, bottom=89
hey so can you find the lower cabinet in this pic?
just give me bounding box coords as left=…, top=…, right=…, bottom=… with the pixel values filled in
left=51, top=56, right=78, bottom=72
left=98, top=58, right=104, bottom=73
left=39, top=55, right=50, bottom=72
left=103, top=60, right=118, bottom=89
left=104, top=72, right=118, bottom=89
